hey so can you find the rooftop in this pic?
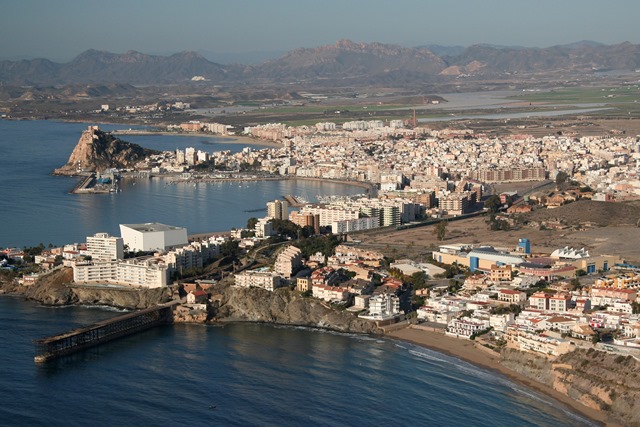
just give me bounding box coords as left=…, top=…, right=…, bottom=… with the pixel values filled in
left=120, top=222, right=185, bottom=233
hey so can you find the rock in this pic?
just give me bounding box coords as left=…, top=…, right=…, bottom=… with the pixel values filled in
left=53, top=125, right=158, bottom=176
left=211, top=285, right=382, bottom=334
left=501, top=348, right=640, bottom=426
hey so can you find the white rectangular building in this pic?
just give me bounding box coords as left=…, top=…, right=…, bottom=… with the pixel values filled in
left=86, top=232, right=124, bottom=260
left=120, top=223, right=188, bottom=252
left=235, top=270, right=282, bottom=291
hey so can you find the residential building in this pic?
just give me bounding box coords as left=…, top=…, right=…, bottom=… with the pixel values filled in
left=360, top=294, right=401, bottom=320
left=549, top=293, right=572, bottom=312
left=86, top=232, right=124, bottom=260
left=274, top=245, right=302, bottom=279
left=505, top=326, right=573, bottom=357
left=498, top=289, right=527, bottom=305
left=446, top=317, right=490, bottom=339
left=267, top=200, right=289, bottom=220
left=234, top=270, right=282, bottom=291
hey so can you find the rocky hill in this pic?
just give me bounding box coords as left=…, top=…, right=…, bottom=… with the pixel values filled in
left=212, top=285, right=382, bottom=334
left=2, top=40, right=640, bottom=86
left=254, top=39, right=447, bottom=84
left=501, top=347, right=640, bottom=427
left=522, top=199, right=640, bottom=227
left=0, top=267, right=173, bottom=309
left=53, top=126, right=158, bottom=176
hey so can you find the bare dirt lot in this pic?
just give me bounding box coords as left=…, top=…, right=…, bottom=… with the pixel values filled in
left=355, top=215, right=640, bottom=265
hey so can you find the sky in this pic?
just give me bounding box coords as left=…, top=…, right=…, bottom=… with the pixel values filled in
left=1, top=0, right=639, bottom=62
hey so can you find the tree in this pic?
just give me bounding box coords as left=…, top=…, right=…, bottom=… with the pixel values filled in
left=411, top=271, right=427, bottom=289
left=433, top=220, right=448, bottom=241
left=556, top=171, right=569, bottom=186
left=484, top=195, right=502, bottom=213
left=246, top=217, right=258, bottom=230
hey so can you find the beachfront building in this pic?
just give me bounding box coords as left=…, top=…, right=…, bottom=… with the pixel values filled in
left=359, top=294, right=401, bottom=320
left=234, top=269, right=282, bottom=291
left=445, top=317, right=490, bottom=339
left=120, top=223, right=188, bottom=252
left=86, top=232, right=124, bottom=260
left=505, top=326, right=574, bottom=357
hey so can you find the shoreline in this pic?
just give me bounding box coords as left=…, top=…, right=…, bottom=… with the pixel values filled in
left=0, top=285, right=615, bottom=426
left=386, top=326, right=612, bottom=427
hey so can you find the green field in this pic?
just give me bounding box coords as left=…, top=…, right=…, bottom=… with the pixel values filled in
left=510, top=86, right=640, bottom=104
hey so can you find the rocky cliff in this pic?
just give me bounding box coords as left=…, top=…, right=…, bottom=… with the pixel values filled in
left=211, top=285, right=382, bottom=334
left=53, top=125, right=158, bottom=175
left=501, top=348, right=640, bottom=427
left=3, top=269, right=379, bottom=334
left=2, top=267, right=173, bottom=309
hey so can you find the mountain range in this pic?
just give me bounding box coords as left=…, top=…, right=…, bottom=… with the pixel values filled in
left=1, top=39, right=639, bottom=87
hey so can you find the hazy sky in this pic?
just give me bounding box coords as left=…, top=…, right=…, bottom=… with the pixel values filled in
left=1, top=0, right=638, bottom=61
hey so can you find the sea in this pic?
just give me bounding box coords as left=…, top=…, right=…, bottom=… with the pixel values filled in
left=0, top=120, right=596, bottom=426
left=0, top=297, right=595, bottom=427
left=0, top=120, right=364, bottom=248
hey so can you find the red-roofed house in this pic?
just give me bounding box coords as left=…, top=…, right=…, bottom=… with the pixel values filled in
left=187, top=290, right=208, bottom=304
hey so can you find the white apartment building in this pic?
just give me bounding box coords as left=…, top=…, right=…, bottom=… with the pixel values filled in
left=255, top=217, right=275, bottom=238
left=117, top=258, right=169, bottom=288
left=360, top=294, right=400, bottom=320
left=235, top=270, right=282, bottom=291
left=274, top=245, right=302, bottom=278
left=86, top=232, right=124, bottom=260
left=120, top=223, right=188, bottom=252
left=331, top=216, right=379, bottom=234
left=73, top=260, right=118, bottom=283
left=446, top=317, right=490, bottom=339
left=298, top=206, right=360, bottom=227
left=73, top=257, right=169, bottom=288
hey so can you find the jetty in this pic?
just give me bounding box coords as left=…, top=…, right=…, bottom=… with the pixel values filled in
left=283, top=195, right=307, bottom=207
left=33, top=301, right=177, bottom=363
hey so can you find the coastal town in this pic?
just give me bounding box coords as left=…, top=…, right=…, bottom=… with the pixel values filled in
left=2, top=116, right=640, bottom=426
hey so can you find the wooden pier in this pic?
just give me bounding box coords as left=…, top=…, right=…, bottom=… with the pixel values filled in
left=33, top=302, right=177, bottom=363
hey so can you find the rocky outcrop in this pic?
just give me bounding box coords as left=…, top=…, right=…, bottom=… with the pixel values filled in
left=4, top=267, right=173, bottom=309
left=501, top=348, right=640, bottom=427
left=53, top=125, right=158, bottom=176
left=211, top=285, right=382, bottom=334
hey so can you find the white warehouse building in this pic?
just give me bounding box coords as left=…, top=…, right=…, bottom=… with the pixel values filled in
left=120, top=223, right=188, bottom=252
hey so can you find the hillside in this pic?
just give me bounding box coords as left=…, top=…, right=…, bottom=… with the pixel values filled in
left=522, top=199, right=640, bottom=227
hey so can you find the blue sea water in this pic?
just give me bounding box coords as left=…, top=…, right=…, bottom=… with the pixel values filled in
left=0, top=297, right=596, bottom=427
left=0, top=120, right=362, bottom=248
left=0, top=120, right=596, bottom=426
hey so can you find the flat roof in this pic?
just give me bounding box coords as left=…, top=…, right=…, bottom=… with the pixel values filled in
left=120, top=222, right=185, bottom=233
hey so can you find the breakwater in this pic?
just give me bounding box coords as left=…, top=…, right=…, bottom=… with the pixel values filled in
left=33, top=301, right=177, bottom=363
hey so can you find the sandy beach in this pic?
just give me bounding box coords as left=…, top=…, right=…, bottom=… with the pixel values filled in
left=386, top=326, right=615, bottom=427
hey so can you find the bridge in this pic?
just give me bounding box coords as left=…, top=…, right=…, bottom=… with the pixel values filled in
left=34, top=301, right=178, bottom=363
